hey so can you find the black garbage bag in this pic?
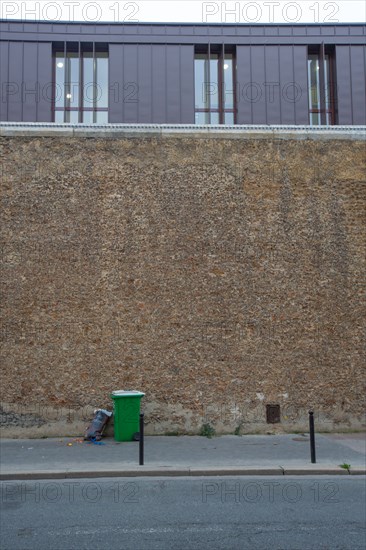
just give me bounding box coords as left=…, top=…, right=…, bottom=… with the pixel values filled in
left=85, top=409, right=112, bottom=442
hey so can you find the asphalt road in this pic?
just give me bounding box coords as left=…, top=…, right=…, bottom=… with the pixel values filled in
left=1, top=476, right=365, bottom=550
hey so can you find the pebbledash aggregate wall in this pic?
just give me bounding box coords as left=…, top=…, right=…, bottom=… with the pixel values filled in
left=0, top=125, right=365, bottom=437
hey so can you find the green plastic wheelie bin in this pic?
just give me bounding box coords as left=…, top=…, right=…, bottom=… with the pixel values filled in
left=111, top=390, right=145, bottom=442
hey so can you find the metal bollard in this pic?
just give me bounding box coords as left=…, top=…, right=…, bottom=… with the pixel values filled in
left=309, top=410, right=316, bottom=463
left=139, top=413, right=144, bottom=465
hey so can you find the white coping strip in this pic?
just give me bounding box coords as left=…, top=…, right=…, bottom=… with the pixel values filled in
left=0, top=123, right=365, bottom=140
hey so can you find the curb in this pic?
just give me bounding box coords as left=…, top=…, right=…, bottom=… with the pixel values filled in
left=1, top=468, right=365, bottom=480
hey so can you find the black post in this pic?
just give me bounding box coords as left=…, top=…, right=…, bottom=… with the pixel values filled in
left=309, top=410, right=316, bottom=464
left=139, top=413, right=144, bottom=466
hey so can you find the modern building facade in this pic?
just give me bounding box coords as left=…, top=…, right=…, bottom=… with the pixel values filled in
left=0, top=20, right=365, bottom=125
left=1, top=20, right=366, bottom=436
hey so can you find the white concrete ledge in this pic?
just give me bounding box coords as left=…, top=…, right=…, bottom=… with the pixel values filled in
left=0, top=123, right=365, bottom=140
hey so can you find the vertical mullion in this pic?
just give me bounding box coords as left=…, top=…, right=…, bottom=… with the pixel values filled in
left=220, top=43, right=224, bottom=124
left=78, top=41, right=82, bottom=123
left=93, top=42, right=96, bottom=123
left=36, top=42, right=39, bottom=121
left=329, top=50, right=336, bottom=125
left=63, top=42, right=66, bottom=121
left=307, top=53, right=312, bottom=123
left=208, top=43, right=211, bottom=124
left=80, top=49, right=83, bottom=122
left=233, top=47, right=237, bottom=124
left=51, top=45, right=54, bottom=122
left=319, top=42, right=326, bottom=125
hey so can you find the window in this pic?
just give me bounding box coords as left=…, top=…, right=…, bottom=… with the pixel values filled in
left=54, top=44, right=108, bottom=123
left=195, top=46, right=236, bottom=125
left=308, top=46, right=336, bottom=125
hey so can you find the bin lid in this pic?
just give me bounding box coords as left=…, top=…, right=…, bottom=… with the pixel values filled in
left=111, top=390, right=145, bottom=397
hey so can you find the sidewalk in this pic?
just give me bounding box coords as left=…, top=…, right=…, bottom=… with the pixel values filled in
left=0, top=433, right=365, bottom=480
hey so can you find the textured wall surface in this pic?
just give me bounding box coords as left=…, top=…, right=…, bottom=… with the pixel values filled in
left=1, top=133, right=365, bottom=436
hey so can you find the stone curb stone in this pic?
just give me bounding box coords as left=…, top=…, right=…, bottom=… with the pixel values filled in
left=1, top=467, right=364, bottom=480
left=189, top=468, right=283, bottom=476
left=282, top=468, right=351, bottom=475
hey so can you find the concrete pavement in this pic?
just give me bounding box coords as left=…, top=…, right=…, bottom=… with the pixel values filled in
left=0, top=433, right=365, bottom=480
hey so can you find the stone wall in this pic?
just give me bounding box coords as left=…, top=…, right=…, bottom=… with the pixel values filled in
left=1, top=129, right=365, bottom=436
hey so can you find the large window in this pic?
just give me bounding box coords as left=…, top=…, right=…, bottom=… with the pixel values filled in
left=195, top=46, right=236, bottom=125
left=54, top=44, right=108, bottom=123
left=308, top=46, right=336, bottom=125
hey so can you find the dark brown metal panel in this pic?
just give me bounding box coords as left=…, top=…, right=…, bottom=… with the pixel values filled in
left=125, top=24, right=138, bottom=35
left=23, top=22, right=38, bottom=33
left=335, top=26, right=349, bottom=36
left=123, top=44, right=138, bottom=123
left=69, top=23, right=80, bottom=34
left=279, top=45, right=296, bottom=124
left=53, top=23, right=68, bottom=34
left=179, top=45, right=195, bottom=124
left=139, top=24, right=152, bottom=35
left=109, top=43, right=193, bottom=124
left=1, top=22, right=365, bottom=125
left=349, top=25, right=364, bottom=35
left=336, top=46, right=353, bottom=124
left=224, top=26, right=236, bottom=37
left=8, top=21, right=23, bottom=32
left=196, top=25, right=209, bottom=36
left=151, top=44, right=167, bottom=123
left=37, top=42, right=53, bottom=122
left=79, top=23, right=89, bottom=34
left=307, top=26, right=321, bottom=36
left=293, top=26, right=307, bottom=36
left=236, top=46, right=252, bottom=124
left=22, top=42, right=38, bottom=122
left=235, top=26, right=253, bottom=37
left=0, top=39, right=52, bottom=122
left=189, top=25, right=197, bottom=35
left=0, top=41, right=9, bottom=121
left=40, top=23, right=53, bottom=33
left=2, top=25, right=366, bottom=46
left=350, top=46, right=366, bottom=124
left=278, top=26, right=292, bottom=36
left=7, top=41, right=23, bottom=121
left=95, top=25, right=111, bottom=35
left=137, top=45, right=153, bottom=123
left=236, top=44, right=309, bottom=125
left=293, top=45, right=309, bottom=125
left=251, top=27, right=265, bottom=36
left=109, top=44, right=124, bottom=123
left=321, top=26, right=336, bottom=36
left=264, top=45, right=282, bottom=125
left=0, top=21, right=359, bottom=37
left=151, top=25, right=168, bottom=35
left=207, top=25, right=221, bottom=36
left=166, top=26, right=178, bottom=36
left=251, top=46, right=267, bottom=124
left=166, top=45, right=181, bottom=124
left=265, top=26, right=279, bottom=36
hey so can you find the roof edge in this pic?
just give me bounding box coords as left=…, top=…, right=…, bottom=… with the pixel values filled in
left=1, top=19, right=366, bottom=27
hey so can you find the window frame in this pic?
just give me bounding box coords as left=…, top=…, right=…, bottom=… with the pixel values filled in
left=307, top=44, right=337, bottom=126
left=194, top=45, right=237, bottom=125
left=53, top=43, right=109, bottom=124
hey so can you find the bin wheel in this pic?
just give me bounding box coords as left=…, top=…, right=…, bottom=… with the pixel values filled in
left=132, top=432, right=140, bottom=441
